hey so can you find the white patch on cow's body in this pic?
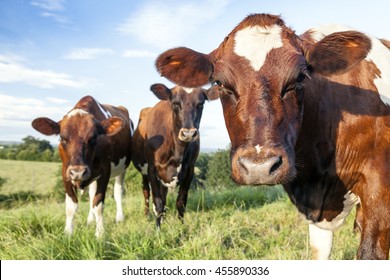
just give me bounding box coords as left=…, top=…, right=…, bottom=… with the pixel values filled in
left=67, top=108, right=88, bottom=118
left=309, top=24, right=352, bottom=42
left=114, top=172, right=125, bottom=222
left=140, top=163, right=148, bottom=175
left=183, top=87, right=194, bottom=94
left=305, top=190, right=360, bottom=259
left=64, top=194, right=78, bottom=235
left=366, top=38, right=390, bottom=105
left=159, top=176, right=179, bottom=190
left=110, top=156, right=127, bottom=178
left=309, top=223, right=333, bottom=260
left=255, top=144, right=263, bottom=154
left=93, top=201, right=104, bottom=238
left=96, top=101, right=112, bottom=119
left=87, top=181, right=97, bottom=225
left=159, top=164, right=181, bottom=191
left=153, top=203, right=158, bottom=216
left=310, top=24, right=390, bottom=105
left=312, top=191, right=360, bottom=231
left=234, top=24, right=283, bottom=71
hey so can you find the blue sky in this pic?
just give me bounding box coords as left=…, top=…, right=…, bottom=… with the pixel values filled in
left=0, top=0, right=389, bottom=149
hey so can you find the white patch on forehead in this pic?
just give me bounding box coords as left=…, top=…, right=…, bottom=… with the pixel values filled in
left=255, top=145, right=263, bottom=154
left=310, top=24, right=390, bottom=105
left=183, top=87, right=194, bottom=94
left=67, top=108, right=88, bottom=118
left=310, top=191, right=360, bottom=231
left=234, top=24, right=283, bottom=71
left=96, top=101, right=112, bottom=119
left=110, top=156, right=127, bottom=178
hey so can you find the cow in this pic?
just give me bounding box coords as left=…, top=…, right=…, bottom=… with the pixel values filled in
left=32, top=95, right=133, bottom=237
left=131, top=83, right=218, bottom=228
left=155, top=14, right=390, bottom=259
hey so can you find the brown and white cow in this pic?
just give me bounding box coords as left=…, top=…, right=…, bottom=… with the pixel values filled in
left=32, top=95, right=133, bottom=237
left=155, top=14, right=390, bottom=259
left=131, top=84, right=218, bottom=228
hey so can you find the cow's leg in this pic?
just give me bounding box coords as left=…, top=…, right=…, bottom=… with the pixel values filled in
left=357, top=201, right=390, bottom=259
left=87, top=181, right=97, bottom=225
left=92, top=176, right=109, bottom=238
left=309, top=224, right=333, bottom=259
left=114, top=171, right=125, bottom=223
left=176, top=171, right=193, bottom=221
left=65, top=192, right=78, bottom=235
left=353, top=203, right=363, bottom=233
left=142, top=175, right=151, bottom=216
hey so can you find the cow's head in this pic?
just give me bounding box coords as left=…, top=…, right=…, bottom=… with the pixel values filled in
left=32, top=109, right=124, bottom=188
left=156, top=14, right=371, bottom=185
left=150, top=83, right=219, bottom=142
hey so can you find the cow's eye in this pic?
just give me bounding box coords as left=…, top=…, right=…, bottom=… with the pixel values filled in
left=60, top=137, right=67, bottom=146
left=296, top=72, right=306, bottom=84
left=214, top=80, right=223, bottom=87
left=172, top=101, right=181, bottom=109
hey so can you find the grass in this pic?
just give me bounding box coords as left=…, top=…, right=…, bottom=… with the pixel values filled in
left=0, top=159, right=361, bottom=260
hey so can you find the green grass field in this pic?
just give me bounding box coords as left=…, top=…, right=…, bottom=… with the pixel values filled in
left=0, top=159, right=360, bottom=260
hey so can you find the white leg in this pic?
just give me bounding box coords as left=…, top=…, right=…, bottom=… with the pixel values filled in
left=87, top=182, right=97, bottom=225
left=64, top=194, right=78, bottom=235
left=93, top=201, right=104, bottom=238
left=114, top=172, right=125, bottom=222
left=309, top=223, right=333, bottom=260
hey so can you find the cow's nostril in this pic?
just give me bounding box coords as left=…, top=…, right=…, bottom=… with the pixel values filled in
left=269, top=156, right=283, bottom=174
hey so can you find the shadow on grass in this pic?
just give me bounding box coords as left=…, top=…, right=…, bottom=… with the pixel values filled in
left=0, top=191, right=49, bottom=209
left=167, top=185, right=286, bottom=213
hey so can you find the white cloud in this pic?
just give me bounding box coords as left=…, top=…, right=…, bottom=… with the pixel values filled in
left=40, top=11, right=70, bottom=24
left=0, top=55, right=86, bottom=89
left=122, top=49, right=156, bottom=58
left=45, top=97, right=69, bottom=104
left=117, top=0, right=230, bottom=48
left=30, top=0, right=70, bottom=25
left=0, top=93, right=71, bottom=143
left=63, top=48, right=115, bottom=60
left=30, top=0, right=65, bottom=11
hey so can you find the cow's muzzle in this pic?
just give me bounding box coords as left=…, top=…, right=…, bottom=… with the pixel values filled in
left=231, top=145, right=295, bottom=185
left=66, top=165, right=91, bottom=186
left=178, top=128, right=198, bottom=142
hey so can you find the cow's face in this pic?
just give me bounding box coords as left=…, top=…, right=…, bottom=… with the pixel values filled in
left=151, top=83, right=218, bottom=142
left=32, top=110, right=124, bottom=188
left=156, top=14, right=371, bottom=185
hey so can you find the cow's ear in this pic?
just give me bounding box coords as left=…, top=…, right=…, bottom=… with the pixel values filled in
left=32, top=117, right=60, bottom=136
left=100, top=117, right=124, bottom=136
left=204, top=85, right=220, bottom=101
left=150, top=83, right=171, bottom=100
left=156, top=47, right=213, bottom=88
left=305, top=31, right=372, bottom=75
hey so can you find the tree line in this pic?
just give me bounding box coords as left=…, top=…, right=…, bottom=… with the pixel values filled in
left=0, top=136, right=240, bottom=190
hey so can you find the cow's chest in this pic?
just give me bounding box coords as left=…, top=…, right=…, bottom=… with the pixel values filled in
left=110, top=156, right=128, bottom=178
left=157, top=163, right=182, bottom=190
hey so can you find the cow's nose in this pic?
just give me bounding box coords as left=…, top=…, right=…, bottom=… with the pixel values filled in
left=67, top=165, right=91, bottom=182
left=178, top=128, right=198, bottom=142
left=231, top=145, right=294, bottom=185
left=238, top=155, right=283, bottom=177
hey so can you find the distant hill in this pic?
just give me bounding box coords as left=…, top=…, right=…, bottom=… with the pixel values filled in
left=0, top=141, right=22, bottom=146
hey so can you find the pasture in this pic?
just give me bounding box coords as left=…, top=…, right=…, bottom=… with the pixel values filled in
left=0, top=159, right=360, bottom=260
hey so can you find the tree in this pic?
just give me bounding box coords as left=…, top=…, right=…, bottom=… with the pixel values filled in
left=205, top=148, right=241, bottom=189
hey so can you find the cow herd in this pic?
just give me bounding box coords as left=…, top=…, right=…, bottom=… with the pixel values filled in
left=32, top=14, right=390, bottom=260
